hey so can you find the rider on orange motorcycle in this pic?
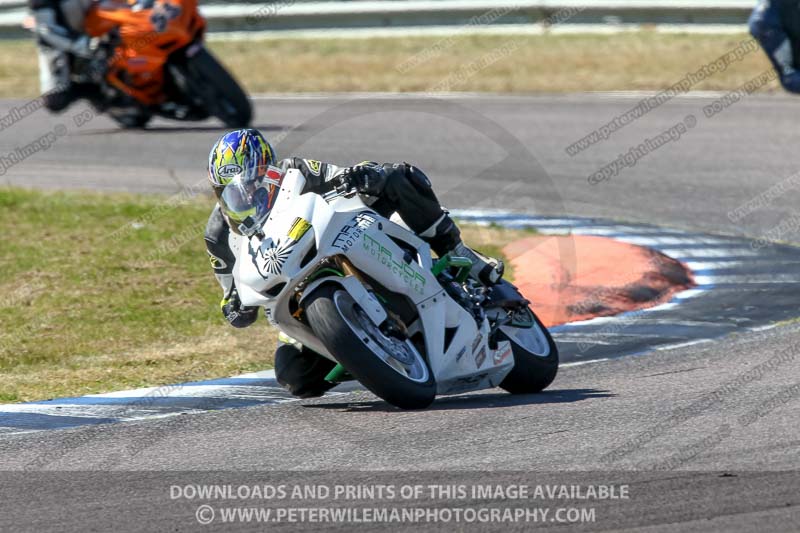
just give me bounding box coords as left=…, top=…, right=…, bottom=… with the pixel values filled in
left=30, top=0, right=100, bottom=111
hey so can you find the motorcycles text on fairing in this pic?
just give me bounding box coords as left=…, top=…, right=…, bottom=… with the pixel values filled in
left=227, top=169, right=559, bottom=409
left=31, top=0, right=252, bottom=128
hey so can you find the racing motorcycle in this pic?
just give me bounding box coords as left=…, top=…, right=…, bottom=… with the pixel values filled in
left=32, top=0, right=251, bottom=128
left=225, top=169, right=559, bottom=410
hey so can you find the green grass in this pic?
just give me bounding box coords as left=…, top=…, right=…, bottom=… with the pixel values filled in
left=0, top=40, right=38, bottom=98
left=0, top=188, right=526, bottom=402
left=0, top=187, right=276, bottom=401
left=0, top=32, right=779, bottom=98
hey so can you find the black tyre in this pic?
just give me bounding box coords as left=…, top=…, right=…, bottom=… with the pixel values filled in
left=498, top=308, right=559, bottom=394
left=176, top=48, right=252, bottom=127
left=305, top=285, right=436, bottom=410
left=109, top=109, right=152, bottom=129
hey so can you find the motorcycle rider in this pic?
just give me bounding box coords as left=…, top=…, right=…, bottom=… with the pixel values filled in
left=29, top=0, right=98, bottom=111
left=205, top=129, right=504, bottom=398
left=749, top=0, right=800, bottom=93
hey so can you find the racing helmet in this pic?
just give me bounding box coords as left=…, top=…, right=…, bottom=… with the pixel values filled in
left=208, top=129, right=282, bottom=235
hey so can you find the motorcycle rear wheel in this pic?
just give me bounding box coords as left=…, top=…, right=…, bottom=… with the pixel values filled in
left=305, top=285, right=436, bottom=410
left=497, top=308, right=559, bottom=394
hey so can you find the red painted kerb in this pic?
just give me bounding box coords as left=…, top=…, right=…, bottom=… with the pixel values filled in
left=503, top=235, right=696, bottom=328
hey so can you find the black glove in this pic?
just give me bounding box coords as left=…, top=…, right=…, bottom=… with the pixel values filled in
left=337, top=163, right=387, bottom=197
left=71, top=35, right=103, bottom=59
left=221, top=288, right=259, bottom=329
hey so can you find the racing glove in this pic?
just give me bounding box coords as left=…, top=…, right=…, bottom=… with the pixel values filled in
left=221, top=288, right=259, bottom=328
left=70, top=35, right=102, bottom=59
left=337, top=163, right=388, bottom=197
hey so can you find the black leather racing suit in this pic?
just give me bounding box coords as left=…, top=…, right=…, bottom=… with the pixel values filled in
left=204, top=158, right=461, bottom=398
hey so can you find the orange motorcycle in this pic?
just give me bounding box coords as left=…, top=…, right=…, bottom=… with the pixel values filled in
left=68, top=0, right=251, bottom=128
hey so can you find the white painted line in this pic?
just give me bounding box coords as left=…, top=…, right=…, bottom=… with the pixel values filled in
left=670, top=248, right=760, bottom=258
left=590, top=90, right=732, bottom=99
left=672, top=288, right=710, bottom=300
left=82, top=370, right=278, bottom=400
left=695, top=274, right=800, bottom=285
left=610, top=235, right=732, bottom=247
left=233, top=370, right=278, bottom=380
left=248, top=91, right=763, bottom=101
left=452, top=213, right=586, bottom=228
left=750, top=323, right=781, bottom=333
left=561, top=358, right=610, bottom=368
left=645, top=302, right=680, bottom=312
left=553, top=315, right=623, bottom=328
left=205, top=23, right=747, bottom=43
left=572, top=227, right=689, bottom=236
left=84, top=386, right=176, bottom=399
left=655, top=338, right=714, bottom=351
left=684, top=260, right=742, bottom=271
left=692, top=275, right=717, bottom=286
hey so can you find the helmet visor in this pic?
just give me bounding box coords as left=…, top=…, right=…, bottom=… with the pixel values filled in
left=218, top=166, right=283, bottom=235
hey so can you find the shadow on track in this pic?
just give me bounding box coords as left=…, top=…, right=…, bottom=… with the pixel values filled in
left=304, top=388, right=614, bottom=412
left=73, top=124, right=301, bottom=135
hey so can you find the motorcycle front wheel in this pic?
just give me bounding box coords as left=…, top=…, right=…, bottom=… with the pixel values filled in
left=108, top=108, right=152, bottom=129
left=305, top=285, right=436, bottom=410
left=171, top=48, right=252, bottom=128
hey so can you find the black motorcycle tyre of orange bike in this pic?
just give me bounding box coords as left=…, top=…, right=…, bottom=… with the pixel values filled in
left=171, top=47, right=253, bottom=128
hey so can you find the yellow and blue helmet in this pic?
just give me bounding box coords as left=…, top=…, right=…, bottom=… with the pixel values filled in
left=208, top=129, right=277, bottom=199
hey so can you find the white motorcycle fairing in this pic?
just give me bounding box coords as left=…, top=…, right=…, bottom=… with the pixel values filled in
left=231, top=169, right=514, bottom=396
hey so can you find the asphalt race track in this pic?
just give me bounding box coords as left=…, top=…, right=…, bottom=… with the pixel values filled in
left=0, top=94, right=799, bottom=531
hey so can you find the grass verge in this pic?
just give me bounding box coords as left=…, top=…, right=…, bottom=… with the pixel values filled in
left=0, top=187, right=526, bottom=402
left=0, top=32, right=776, bottom=98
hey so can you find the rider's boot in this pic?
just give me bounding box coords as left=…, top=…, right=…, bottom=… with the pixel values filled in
left=450, top=241, right=505, bottom=285
left=274, top=332, right=338, bottom=399
left=42, top=85, right=77, bottom=112
left=422, top=215, right=504, bottom=285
